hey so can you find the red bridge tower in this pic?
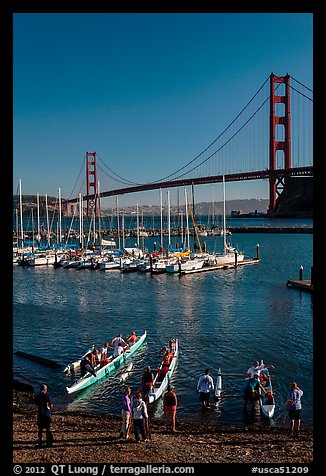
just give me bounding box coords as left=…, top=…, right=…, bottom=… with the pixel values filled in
left=268, top=73, right=291, bottom=214
left=86, top=152, right=98, bottom=216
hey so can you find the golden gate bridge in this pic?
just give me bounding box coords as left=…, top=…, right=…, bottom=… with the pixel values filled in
left=66, top=73, right=313, bottom=216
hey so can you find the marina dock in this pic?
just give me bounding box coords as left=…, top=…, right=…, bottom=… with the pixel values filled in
left=286, top=279, right=313, bottom=293
left=180, top=257, right=260, bottom=275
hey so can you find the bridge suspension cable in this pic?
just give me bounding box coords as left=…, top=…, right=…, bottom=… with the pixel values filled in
left=154, top=75, right=271, bottom=183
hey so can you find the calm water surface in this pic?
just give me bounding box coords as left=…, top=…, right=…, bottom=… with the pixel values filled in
left=13, top=228, right=313, bottom=427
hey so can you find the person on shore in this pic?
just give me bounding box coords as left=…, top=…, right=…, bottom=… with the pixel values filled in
left=126, top=331, right=137, bottom=346
left=163, top=384, right=178, bottom=433
left=243, top=373, right=267, bottom=414
left=34, top=384, right=54, bottom=448
left=286, top=382, right=304, bottom=434
left=120, top=387, right=132, bottom=439
left=197, top=369, right=214, bottom=408
left=247, top=360, right=274, bottom=379
left=80, top=352, right=97, bottom=377
left=142, top=366, right=155, bottom=400
left=131, top=391, right=148, bottom=442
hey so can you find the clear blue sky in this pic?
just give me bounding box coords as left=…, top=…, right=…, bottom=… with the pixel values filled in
left=13, top=13, right=313, bottom=207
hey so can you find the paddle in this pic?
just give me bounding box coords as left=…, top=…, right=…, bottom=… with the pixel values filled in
left=120, top=362, right=134, bottom=382
left=145, top=417, right=151, bottom=441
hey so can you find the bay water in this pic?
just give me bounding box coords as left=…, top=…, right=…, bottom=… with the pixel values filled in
left=13, top=217, right=313, bottom=427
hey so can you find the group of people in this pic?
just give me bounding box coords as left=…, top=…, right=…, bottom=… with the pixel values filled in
left=34, top=356, right=304, bottom=447
left=80, top=331, right=137, bottom=378
left=120, top=383, right=178, bottom=441
left=243, top=360, right=275, bottom=414
left=196, top=361, right=304, bottom=434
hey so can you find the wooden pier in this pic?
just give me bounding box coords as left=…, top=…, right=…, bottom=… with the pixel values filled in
left=286, top=265, right=313, bottom=293
left=181, top=257, right=260, bottom=275
left=286, top=279, right=313, bottom=293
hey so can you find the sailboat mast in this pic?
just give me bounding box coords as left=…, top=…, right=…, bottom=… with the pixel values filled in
left=185, top=188, right=190, bottom=255
left=45, top=193, right=50, bottom=247
left=97, top=181, right=102, bottom=252
left=167, top=190, right=171, bottom=247
left=136, top=202, right=140, bottom=247
left=223, top=175, right=227, bottom=253
left=31, top=208, right=35, bottom=251
left=58, top=187, right=62, bottom=248
left=19, top=178, right=24, bottom=248
left=122, top=209, right=125, bottom=249
left=116, top=196, right=121, bottom=250
left=79, top=193, right=83, bottom=249
left=160, top=189, right=163, bottom=252
left=15, top=208, right=19, bottom=249
left=37, top=192, right=40, bottom=242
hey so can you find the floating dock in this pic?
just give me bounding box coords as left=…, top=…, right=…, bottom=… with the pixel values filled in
left=286, top=279, right=313, bottom=293
left=181, top=257, right=260, bottom=275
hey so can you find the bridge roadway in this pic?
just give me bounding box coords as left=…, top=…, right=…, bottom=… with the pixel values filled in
left=67, top=166, right=313, bottom=203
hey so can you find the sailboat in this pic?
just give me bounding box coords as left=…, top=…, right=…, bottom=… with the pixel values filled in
left=208, top=176, right=244, bottom=266
left=166, top=189, right=205, bottom=273
left=25, top=188, right=68, bottom=266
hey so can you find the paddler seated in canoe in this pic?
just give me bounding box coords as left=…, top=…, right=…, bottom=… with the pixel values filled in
left=111, top=333, right=129, bottom=355
left=91, top=348, right=101, bottom=366
left=99, top=342, right=111, bottom=368
left=80, top=352, right=97, bottom=378
left=126, top=331, right=137, bottom=346
left=243, top=373, right=267, bottom=414
left=168, top=339, right=176, bottom=354
left=142, top=366, right=155, bottom=400
left=159, top=346, right=168, bottom=357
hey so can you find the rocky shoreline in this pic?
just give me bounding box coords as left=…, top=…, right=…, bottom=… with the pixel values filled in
left=12, top=389, right=313, bottom=465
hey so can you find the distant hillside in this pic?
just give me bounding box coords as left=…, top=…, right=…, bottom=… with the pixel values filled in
left=192, top=199, right=269, bottom=216
left=13, top=195, right=269, bottom=217
left=271, top=177, right=313, bottom=218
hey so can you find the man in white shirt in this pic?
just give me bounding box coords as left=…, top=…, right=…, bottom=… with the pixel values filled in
left=247, top=360, right=274, bottom=379
left=197, top=368, right=214, bottom=407
left=110, top=334, right=128, bottom=356
left=113, top=343, right=125, bottom=358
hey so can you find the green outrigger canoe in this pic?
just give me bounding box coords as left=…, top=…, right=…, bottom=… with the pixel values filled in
left=66, top=331, right=147, bottom=394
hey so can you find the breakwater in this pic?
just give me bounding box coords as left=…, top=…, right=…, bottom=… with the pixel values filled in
left=228, top=225, right=312, bottom=234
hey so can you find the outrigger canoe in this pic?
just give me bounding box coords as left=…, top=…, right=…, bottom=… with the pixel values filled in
left=66, top=331, right=147, bottom=395
left=147, top=339, right=178, bottom=404
left=214, top=368, right=222, bottom=401
left=259, top=365, right=275, bottom=418
left=63, top=346, right=95, bottom=375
